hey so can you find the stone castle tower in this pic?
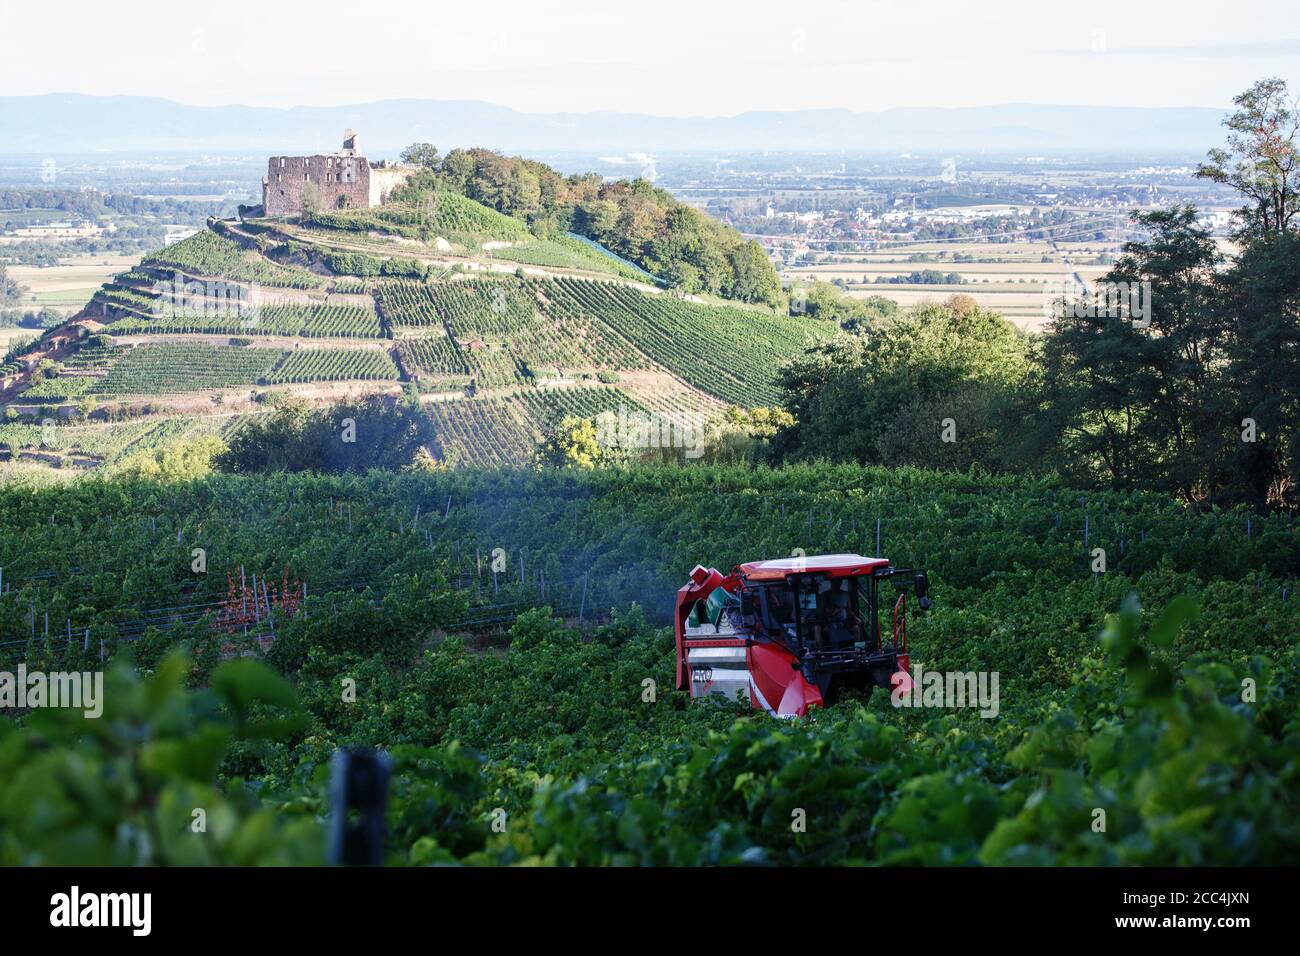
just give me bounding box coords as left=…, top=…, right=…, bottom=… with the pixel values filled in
left=261, top=131, right=415, bottom=217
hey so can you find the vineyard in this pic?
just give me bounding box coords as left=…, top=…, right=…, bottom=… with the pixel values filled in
left=5, top=465, right=1294, bottom=663
left=488, top=234, right=650, bottom=281
left=416, top=384, right=652, bottom=462
left=0, top=414, right=241, bottom=467
left=90, top=343, right=284, bottom=395
left=1, top=418, right=155, bottom=457
left=0, top=465, right=1297, bottom=866
left=374, top=273, right=809, bottom=404
left=16, top=335, right=124, bottom=403
left=559, top=232, right=660, bottom=283
left=18, top=374, right=95, bottom=403
left=617, top=377, right=728, bottom=428
left=303, top=188, right=533, bottom=249
left=3, top=209, right=837, bottom=471
left=77, top=341, right=405, bottom=396
left=264, top=347, right=400, bottom=384
left=142, top=230, right=324, bottom=289
left=90, top=282, right=161, bottom=315
left=105, top=303, right=384, bottom=339
left=540, top=278, right=825, bottom=405
left=287, top=225, right=456, bottom=260
left=423, top=396, right=540, bottom=465
left=396, top=334, right=471, bottom=380
left=59, top=340, right=125, bottom=370
left=377, top=276, right=649, bottom=389
left=515, top=385, right=648, bottom=430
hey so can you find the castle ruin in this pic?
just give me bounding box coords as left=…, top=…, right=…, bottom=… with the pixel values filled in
left=261, top=130, right=416, bottom=217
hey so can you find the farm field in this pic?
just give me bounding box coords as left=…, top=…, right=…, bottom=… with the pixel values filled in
left=537, top=277, right=824, bottom=405
left=413, top=378, right=725, bottom=465
left=5, top=255, right=141, bottom=292
left=0, top=179, right=1217, bottom=483
left=375, top=273, right=823, bottom=404
left=784, top=240, right=1124, bottom=330
left=0, top=465, right=1296, bottom=866
left=8, top=338, right=407, bottom=416
left=303, top=188, right=534, bottom=249
left=487, top=233, right=655, bottom=281
left=5, top=255, right=143, bottom=314
left=423, top=395, right=540, bottom=466
left=284, top=218, right=649, bottom=283
left=0, top=327, right=33, bottom=351
left=0, top=186, right=1176, bottom=499
left=1, top=261, right=816, bottom=470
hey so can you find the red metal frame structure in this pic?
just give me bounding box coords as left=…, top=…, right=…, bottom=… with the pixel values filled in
left=674, top=553, right=929, bottom=717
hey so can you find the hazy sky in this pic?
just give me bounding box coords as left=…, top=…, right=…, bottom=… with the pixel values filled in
left=1, top=0, right=1296, bottom=114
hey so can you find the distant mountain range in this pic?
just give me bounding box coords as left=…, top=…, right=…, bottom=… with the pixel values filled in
left=0, top=93, right=1225, bottom=156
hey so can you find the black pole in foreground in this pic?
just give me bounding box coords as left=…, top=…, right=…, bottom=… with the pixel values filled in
left=328, top=747, right=392, bottom=866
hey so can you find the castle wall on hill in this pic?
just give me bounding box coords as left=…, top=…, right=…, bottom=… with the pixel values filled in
left=263, top=154, right=370, bottom=217
left=369, top=165, right=416, bottom=206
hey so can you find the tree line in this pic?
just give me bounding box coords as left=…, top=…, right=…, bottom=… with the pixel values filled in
left=395, top=145, right=782, bottom=307
left=0, top=188, right=239, bottom=227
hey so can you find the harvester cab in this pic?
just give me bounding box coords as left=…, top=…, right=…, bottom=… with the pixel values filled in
left=674, top=553, right=930, bottom=717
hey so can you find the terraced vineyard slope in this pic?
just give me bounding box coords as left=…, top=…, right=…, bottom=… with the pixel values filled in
left=3, top=186, right=832, bottom=472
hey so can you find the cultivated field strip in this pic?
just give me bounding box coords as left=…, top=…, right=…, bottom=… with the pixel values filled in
left=376, top=275, right=820, bottom=403
left=143, top=230, right=324, bottom=288
left=78, top=342, right=402, bottom=396
left=542, top=277, right=819, bottom=405
left=90, top=343, right=284, bottom=395
left=264, top=348, right=400, bottom=384
left=423, top=396, right=540, bottom=466
left=106, top=303, right=383, bottom=339
left=514, top=385, right=648, bottom=430
left=396, top=335, right=471, bottom=380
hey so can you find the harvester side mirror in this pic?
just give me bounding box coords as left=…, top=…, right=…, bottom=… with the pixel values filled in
left=915, top=573, right=931, bottom=611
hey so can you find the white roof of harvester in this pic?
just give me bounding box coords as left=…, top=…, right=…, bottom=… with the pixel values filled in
left=737, top=553, right=890, bottom=581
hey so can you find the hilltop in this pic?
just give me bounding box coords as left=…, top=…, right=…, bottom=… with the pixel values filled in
left=0, top=172, right=830, bottom=475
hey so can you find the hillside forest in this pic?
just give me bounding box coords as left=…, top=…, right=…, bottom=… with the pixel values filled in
left=396, top=144, right=783, bottom=306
